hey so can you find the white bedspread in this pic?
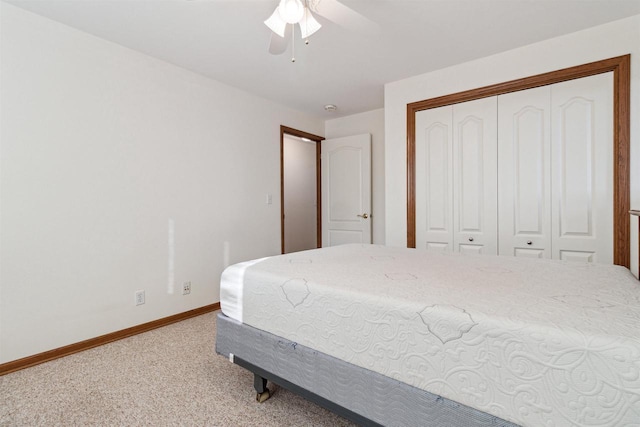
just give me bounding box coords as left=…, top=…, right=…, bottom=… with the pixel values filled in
left=220, top=244, right=640, bottom=426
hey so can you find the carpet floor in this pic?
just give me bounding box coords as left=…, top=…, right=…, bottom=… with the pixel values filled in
left=0, top=311, right=356, bottom=426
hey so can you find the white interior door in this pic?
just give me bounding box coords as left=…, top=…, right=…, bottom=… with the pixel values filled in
left=498, top=86, right=552, bottom=259
left=551, top=72, right=613, bottom=263
left=452, top=97, right=498, bottom=255
left=321, top=134, right=371, bottom=246
left=415, top=105, right=453, bottom=251
left=415, top=99, right=497, bottom=254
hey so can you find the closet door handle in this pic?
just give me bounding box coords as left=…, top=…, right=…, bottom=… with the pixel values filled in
left=526, top=240, right=532, bottom=245
left=357, top=213, right=369, bottom=219
left=468, top=237, right=474, bottom=242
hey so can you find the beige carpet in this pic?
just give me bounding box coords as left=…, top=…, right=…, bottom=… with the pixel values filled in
left=0, top=311, right=356, bottom=426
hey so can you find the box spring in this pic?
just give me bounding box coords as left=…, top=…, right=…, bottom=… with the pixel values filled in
left=215, top=313, right=517, bottom=427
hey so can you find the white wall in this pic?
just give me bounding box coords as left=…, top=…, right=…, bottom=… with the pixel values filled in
left=283, top=135, right=317, bottom=253
left=384, top=15, right=640, bottom=277
left=325, top=109, right=385, bottom=244
left=0, top=3, right=323, bottom=364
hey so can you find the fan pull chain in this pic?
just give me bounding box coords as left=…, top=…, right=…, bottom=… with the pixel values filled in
left=304, top=0, right=309, bottom=45
left=291, top=24, right=295, bottom=62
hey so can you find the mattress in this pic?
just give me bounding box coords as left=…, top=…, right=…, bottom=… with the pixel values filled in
left=220, top=244, right=640, bottom=426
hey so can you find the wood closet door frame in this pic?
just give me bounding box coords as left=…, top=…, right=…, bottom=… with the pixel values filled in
left=406, top=55, right=631, bottom=267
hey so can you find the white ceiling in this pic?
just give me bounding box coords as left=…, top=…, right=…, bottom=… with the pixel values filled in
left=6, top=0, right=640, bottom=118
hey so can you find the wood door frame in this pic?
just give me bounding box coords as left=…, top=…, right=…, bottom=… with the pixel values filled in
left=281, top=125, right=325, bottom=254
left=406, top=55, right=631, bottom=267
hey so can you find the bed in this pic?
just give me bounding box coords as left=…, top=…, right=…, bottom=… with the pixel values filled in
left=215, top=244, right=640, bottom=426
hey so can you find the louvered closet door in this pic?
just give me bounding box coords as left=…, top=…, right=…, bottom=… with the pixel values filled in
left=452, top=97, right=498, bottom=254
left=416, top=105, right=453, bottom=251
left=551, top=73, right=613, bottom=263
left=498, top=86, right=552, bottom=259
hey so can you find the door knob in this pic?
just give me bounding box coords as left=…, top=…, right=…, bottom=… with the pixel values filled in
left=357, top=213, right=369, bottom=219
left=526, top=240, right=532, bottom=245
left=468, top=237, right=474, bottom=242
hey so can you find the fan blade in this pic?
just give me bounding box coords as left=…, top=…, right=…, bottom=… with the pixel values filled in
left=312, top=0, right=379, bottom=36
left=268, top=25, right=291, bottom=55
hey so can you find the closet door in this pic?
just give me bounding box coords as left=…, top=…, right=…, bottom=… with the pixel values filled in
left=415, top=105, right=453, bottom=251
left=452, top=97, right=498, bottom=254
left=498, top=86, right=552, bottom=259
left=551, top=73, right=613, bottom=263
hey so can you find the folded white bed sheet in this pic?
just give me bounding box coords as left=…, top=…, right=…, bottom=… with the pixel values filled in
left=220, top=244, right=640, bottom=427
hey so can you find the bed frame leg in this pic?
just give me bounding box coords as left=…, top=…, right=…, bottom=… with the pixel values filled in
left=253, top=374, right=271, bottom=403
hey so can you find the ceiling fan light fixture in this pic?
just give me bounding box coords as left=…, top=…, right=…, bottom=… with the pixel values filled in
left=278, top=0, right=305, bottom=24
left=264, top=7, right=287, bottom=37
left=299, top=7, right=322, bottom=39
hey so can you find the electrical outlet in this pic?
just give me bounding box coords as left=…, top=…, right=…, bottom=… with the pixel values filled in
left=135, top=290, right=145, bottom=306
left=183, top=282, right=191, bottom=295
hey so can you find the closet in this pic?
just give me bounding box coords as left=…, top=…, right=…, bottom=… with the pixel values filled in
left=414, top=72, right=613, bottom=263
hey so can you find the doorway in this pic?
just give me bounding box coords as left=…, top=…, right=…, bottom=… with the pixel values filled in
left=280, top=126, right=324, bottom=254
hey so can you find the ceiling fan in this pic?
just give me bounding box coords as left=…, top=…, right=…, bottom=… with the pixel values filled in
left=264, top=0, right=377, bottom=62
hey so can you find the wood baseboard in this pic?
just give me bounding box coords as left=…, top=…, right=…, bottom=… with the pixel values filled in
left=0, top=302, right=220, bottom=376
